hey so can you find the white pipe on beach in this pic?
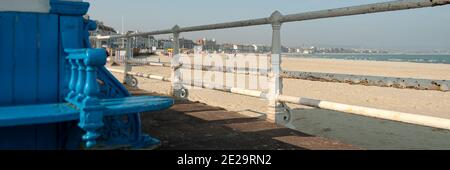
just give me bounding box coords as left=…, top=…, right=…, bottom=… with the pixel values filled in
left=230, top=88, right=266, bottom=98
left=181, top=79, right=266, bottom=98
left=107, top=68, right=126, bottom=74
left=106, top=68, right=266, bottom=99
left=125, top=61, right=169, bottom=67
left=148, top=62, right=167, bottom=67
left=277, top=95, right=450, bottom=130
left=107, top=68, right=171, bottom=82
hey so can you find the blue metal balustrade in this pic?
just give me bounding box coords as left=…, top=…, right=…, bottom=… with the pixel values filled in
left=0, top=0, right=173, bottom=149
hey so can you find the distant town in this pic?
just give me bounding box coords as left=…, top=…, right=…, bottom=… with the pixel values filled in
left=90, top=19, right=449, bottom=55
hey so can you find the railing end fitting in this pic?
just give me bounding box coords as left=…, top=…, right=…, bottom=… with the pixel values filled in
left=172, top=25, right=180, bottom=34
left=270, top=10, right=284, bottom=26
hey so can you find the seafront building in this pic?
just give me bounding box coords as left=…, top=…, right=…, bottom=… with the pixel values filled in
left=89, top=19, right=390, bottom=55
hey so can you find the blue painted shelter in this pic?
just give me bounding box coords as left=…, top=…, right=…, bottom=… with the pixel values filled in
left=0, top=0, right=173, bottom=149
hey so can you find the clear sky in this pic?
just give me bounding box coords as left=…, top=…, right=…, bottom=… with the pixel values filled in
left=85, top=0, right=450, bottom=51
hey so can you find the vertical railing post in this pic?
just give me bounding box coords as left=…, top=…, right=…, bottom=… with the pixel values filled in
left=123, top=35, right=132, bottom=84
left=95, top=37, right=101, bottom=48
left=171, top=25, right=184, bottom=98
left=267, top=11, right=288, bottom=124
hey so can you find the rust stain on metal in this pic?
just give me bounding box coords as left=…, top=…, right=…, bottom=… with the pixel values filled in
left=282, top=71, right=449, bottom=92
left=431, top=0, right=450, bottom=6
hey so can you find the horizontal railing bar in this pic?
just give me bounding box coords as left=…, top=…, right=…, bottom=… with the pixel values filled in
left=106, top=67, right=266, bottom=98
left=112, top=59, right=450, bottom=92
left=281, top=0, right=450, bottom=23
left=125, top=61, right=170, bottom=67
left=282, top=71, right=450, bottom=92
left=182, top=80, right=267, bottom=98
left=181, top=65, right=269, bottom=76
left=277, top=95, right=450, bottom=130
left=92, top=0, right=450, bottom=40
left=129, top=29, right=173, bottom=38
left=178, top=18, right=269, bottom=33
left=95, top=28, right=173, bottom=40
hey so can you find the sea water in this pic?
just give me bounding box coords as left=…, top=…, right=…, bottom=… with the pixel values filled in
left=284, top=53, right=450, bottom=64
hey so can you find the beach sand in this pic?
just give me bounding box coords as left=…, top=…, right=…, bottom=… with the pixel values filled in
left=108, top=55, right=450, bottom=149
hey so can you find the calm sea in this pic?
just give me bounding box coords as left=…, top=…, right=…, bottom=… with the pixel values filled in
left=284, top=53, right=450, bottom=64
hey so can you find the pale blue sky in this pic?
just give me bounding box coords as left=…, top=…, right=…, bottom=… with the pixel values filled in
left=85, top=0, right=450, bottom=51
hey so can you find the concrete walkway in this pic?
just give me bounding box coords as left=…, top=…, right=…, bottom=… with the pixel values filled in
left=128, top=88, right=360, bottom=150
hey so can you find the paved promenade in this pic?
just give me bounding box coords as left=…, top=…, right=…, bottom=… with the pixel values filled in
left=128, top=88, right=359, bottom=150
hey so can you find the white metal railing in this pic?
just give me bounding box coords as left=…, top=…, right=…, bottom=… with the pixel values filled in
left=96, top=0, right=450, bottom=130
left=106, top=67, right=450, bottom=130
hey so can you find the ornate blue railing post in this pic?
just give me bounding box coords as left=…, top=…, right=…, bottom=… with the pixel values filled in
left=75, top=59, right=87, bottom=103
left=83, top=49, right=105, bottom=105
left=65, top=48, right=107, bottom=148
left=67, top=59, right=79, bottom=99
left=80, top=49, right=107, bottom=148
